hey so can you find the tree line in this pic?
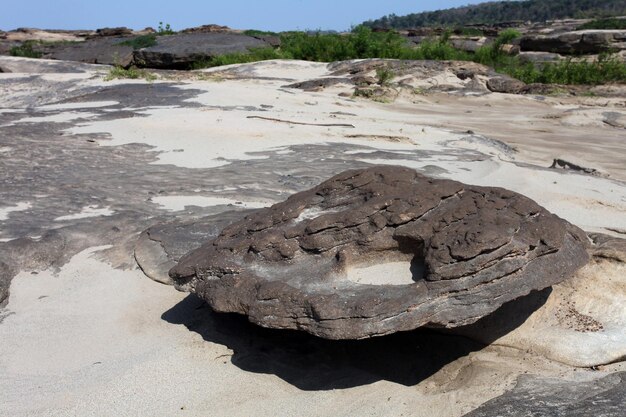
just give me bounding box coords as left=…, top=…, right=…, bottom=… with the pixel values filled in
left=363, top=0, right=626, bottom=29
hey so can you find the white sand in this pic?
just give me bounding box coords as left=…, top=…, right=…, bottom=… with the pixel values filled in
left=153, top=195, right=271, bottom=211
left=54, top=205, right=114, bottom=221
left=346, top=261, right=416, bottom=286
left=0, top=201, right=32, bottom=221
left=0, top=247, right=589, bottom=417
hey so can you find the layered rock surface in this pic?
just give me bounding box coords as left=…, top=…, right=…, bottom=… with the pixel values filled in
left=520, top=30, right=626, bottom=55
left=463, top=372, right=626, bottom=417
left=170, top=166, right=590, bottom=339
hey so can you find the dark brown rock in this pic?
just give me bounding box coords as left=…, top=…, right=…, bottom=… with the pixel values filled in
left=549, top=158, right=602, bottom=176
left=45, top=37, right=134, bottom=67
left=170, top=166, right=589, bottom=340
left=487, top=76, right=526, bottom=94
left=94, top=27, right=133, bottom=37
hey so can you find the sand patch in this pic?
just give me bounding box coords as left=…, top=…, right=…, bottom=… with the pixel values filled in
left=153, top=195, right=270, bottom=211
left=0, top=202, right=32, bottom=221
left=54, top=205, right=114, bottom=221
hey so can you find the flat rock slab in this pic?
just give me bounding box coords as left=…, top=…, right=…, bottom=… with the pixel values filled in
left=135, top=210, right=255, bottom=285
left=45, top=37, right=135, bottom=67
left=463, top=372, right=626, bottom=417
left=170, top=166, right=589, bottom=339
left=133, top=33, right=270, bottom=69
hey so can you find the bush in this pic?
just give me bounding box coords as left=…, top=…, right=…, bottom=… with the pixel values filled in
left=578, top=18, right=626, bottom=30
left=9, top=41, right=43, bottom=58
left=474, top=29, right=521, bottom=66
left=157, top=22, right=175, bottom=36
left=118, top=34, right=157, bottom=49
left=243, top=29, right=280, bottom=37
left=376, top=66, right=395, bottom=86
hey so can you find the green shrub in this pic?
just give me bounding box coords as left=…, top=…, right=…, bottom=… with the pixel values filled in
left=454, top=27, right=484, bottom=37
left=9, top=41, right=43, bottom=58
left=375, top=66, right=395, bottom=86
left=578, top=18, right=626, bottom=30
left=474, top=29, right=521, bottom=66
left=243, top=29, right=280, bottom=37
left=118, top=34, right=157, bottom=49
left=157, top=21, right=175, bottom=36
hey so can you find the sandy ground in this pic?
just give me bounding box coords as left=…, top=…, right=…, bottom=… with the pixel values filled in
left=0, top=57, right=625, bottom=416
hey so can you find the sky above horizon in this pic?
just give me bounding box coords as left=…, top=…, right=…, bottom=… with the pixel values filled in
left=2, top=1, right=488, bottom=32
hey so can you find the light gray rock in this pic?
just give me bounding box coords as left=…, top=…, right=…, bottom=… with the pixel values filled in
left=464, top=372, right=626, bottom=417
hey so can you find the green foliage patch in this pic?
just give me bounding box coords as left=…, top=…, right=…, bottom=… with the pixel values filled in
left=9, top=41, right=43, bottom=58
left=118, top=34, right=157, bottom=49
left=157, top=22, right=175, bottom=36
left=191, top=26, right=626, bottom=86
left=364, top=0, right=626, bottom=29
left=578, top=17, right=626, bottom=30
left=105, top=65, right=157, bottom=81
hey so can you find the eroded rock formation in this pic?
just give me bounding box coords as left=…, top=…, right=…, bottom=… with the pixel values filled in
left=170, top=166, right=589, bottom=339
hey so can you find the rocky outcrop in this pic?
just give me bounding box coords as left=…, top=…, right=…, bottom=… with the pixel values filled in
left=180, top=24, right=232, bottom=34
left=92, top=27, right=133, bottom=38
left=132, top=33, right=270, bottom=69
left=45, top=37, right=135, bottom=67
left=169, top=166, right=589, bottom=340
left=463, top=372, right=626, bottom=417
left=550, top=158, right=603, bottom=176
left=520, top=30, right=626, bottom=55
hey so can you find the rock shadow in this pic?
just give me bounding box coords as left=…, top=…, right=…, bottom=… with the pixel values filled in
left=162, top=294, right=483, bottom=390
left=162, top=288, right=551, bottom=391
left=448, top=287, right=552, bottom=344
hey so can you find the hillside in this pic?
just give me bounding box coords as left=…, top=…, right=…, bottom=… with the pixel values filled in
left=363, top=0, right=626, bottom=29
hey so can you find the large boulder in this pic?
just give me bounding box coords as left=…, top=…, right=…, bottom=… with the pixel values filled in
left=520, top=30, right=626, bottom=55
left=169, top=166, right=589, bottom=340
left=133, top=33, right=270, bottom=69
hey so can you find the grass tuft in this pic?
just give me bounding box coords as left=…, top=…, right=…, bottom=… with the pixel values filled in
left=104, top=65, right=157, bottom=82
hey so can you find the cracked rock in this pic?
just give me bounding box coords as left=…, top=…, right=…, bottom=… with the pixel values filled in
left=169, top=166, right=589, bottom=339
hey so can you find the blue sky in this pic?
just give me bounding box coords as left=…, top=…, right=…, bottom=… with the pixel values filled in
left=2, top=1, right=487, bottom=32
